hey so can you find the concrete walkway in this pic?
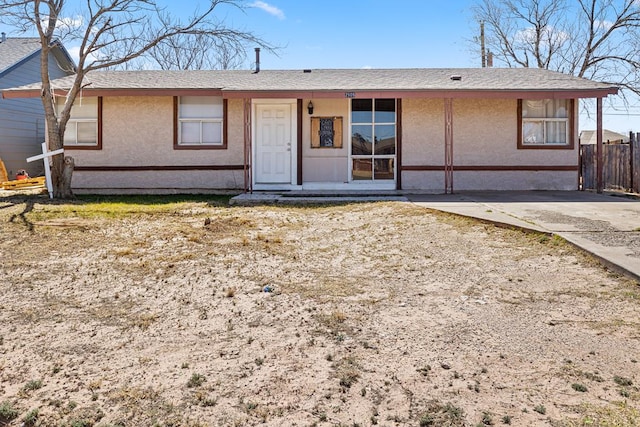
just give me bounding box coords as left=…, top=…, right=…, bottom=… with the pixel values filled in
left=408, top=191, right=640, bottom=281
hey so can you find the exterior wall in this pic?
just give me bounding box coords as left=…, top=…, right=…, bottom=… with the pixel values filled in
left=71, top=96, right=245, bottom=192
left=301, top=98, right=349, bottom=183
left=72, top=94, right=581, bottom=193
left=401, top=98, right=579, bottom=191
left=0, top=51, right=69, bottom=178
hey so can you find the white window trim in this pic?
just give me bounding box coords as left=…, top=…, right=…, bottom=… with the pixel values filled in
left=178, top=96, right=224, bottom=146
left=178, top=118, right=224, bottom=145
left=349, top=99, right=397, bottom=182
left=522, top=117, right=569, bottom=145
left=64, top=119, right=98, bottom=146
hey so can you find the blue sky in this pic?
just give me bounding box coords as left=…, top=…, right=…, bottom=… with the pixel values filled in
left=224, top=0, right=480, bottom=70
left=0, top=0, right=637, bottom=132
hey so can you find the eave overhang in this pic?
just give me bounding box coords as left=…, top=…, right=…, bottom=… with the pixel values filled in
left=2, top=86, right=619, bottom=100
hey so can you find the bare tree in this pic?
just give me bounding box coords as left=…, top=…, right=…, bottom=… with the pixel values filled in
left=0, top=0, right=273, bottom=198
left=145, top=32, right=248, bottom=70
left=474, top=0, right=640, bottom=95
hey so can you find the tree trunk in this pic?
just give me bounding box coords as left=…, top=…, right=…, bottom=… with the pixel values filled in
left=48, top=127, right=75, bottom=198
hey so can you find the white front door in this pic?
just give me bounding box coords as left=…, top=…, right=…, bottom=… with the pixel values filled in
left=255, top=104, right=292, bottom=184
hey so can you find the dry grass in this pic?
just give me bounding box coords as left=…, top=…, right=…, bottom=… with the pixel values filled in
left=0, top=195, right=639, bottom=426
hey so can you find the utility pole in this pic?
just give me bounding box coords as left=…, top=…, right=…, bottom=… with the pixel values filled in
left=480, top=21, right=486, bottom=68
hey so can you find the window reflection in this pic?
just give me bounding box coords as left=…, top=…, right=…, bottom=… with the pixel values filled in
left=351, top=98, right=396, bottom=181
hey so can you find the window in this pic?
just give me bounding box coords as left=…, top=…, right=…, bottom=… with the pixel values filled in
left=518, top=99, right=574, bottom=149
left=351, top=99, right=396, bottom=180
left=57, top=97, right=101, bottom=148
left=175, top=96, right=226, bottom=149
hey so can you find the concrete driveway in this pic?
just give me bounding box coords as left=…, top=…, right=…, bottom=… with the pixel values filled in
left=408, top=191, right=640, bottom=281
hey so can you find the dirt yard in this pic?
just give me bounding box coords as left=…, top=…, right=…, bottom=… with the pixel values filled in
left=0, top=195, right=639, bottom=427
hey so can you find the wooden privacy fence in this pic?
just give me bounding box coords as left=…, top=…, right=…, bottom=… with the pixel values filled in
left=581, top=132, right=639, bottom=193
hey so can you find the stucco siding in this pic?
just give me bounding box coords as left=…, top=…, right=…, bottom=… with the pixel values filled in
left=71, top=96, right=244, bottom=167
left=400, top=98, right=579, bottom=191
left=401, top=171, right=445, bottom=192
left=69, top=96, right=245, bottom=191
left=452, top=98, right=578, bottom=166
left=301, top=98, right=349, bottom=183
left=401, top=98, right=444, bottom=166
left=454, top=171, right=578, bottom=191
left=72, top=170, right=244, bottom=193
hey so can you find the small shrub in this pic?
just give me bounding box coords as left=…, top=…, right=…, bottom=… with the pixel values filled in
left=572, top=383, right=588, bottom=392
left=0, top=401, right=19, bottom=423
left=23, top=379, right=43, bottom=392
left=481, top=411, right=494, bottom=425
left=419, top=414, right=434, bottom=426
left=614, top=376, right=633, bottom=386
left=187, top=373, right=206, bottom=388
left=502, top=415, right=512, bottom=424
left=22, top=409, right=39, bottom=426
left=225, top=287, right=236, bottom=298
left=534, top=405, right=546, bottom=415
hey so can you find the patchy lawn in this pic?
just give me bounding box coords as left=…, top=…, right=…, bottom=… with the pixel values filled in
left=0, top=195, right=639, bottom=427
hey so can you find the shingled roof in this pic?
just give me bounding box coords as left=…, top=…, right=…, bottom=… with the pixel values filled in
left=0, top=37, right=42, bottom=75
left=2, top=67, right=618, bottom=98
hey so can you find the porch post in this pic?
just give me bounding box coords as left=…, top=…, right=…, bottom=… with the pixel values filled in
left=243, top=98, right=252, bottom=193
left=297, top=99, right=303, bottom=186
left=444, top=98, right=454, bottom=194
left=396, top=99, right=402, bottom=190
left=596, top=97, right=603, bottom=194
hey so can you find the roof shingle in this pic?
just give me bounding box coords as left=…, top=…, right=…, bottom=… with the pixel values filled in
left=3, top=67, right=618, bottom=96
left=0, top=37, right=42, bottom=74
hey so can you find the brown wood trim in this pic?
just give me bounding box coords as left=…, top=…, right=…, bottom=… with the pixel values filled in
left=5, top=87, right=618, bottom=101
left=597, top=97, right=603, bottom=193
left=173, top=97, right=228, bottom=150
left=74, top=165, right=244, bottom=172
left=64, top=97, right=103, bottom=151
left=402, top=165, right=578, bottom=171
left=224, top=89, right=618, bottom=100
left=297, top=99, right=303, bottom=186
left=396, top=98, right=402, bottom=190
left=517, top=98, right=576, bottom=150
left=173, top=96, right=178, bottom=147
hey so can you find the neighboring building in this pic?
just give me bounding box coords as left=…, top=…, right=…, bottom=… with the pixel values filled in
left=2, top=67, right=617, bottom=193
left=0, top=34, right=75, bottom=178
left=580, top=129, right=630, bottom=145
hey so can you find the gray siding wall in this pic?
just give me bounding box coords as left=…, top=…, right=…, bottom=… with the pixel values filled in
left=0, top=51, right=70, bottom=178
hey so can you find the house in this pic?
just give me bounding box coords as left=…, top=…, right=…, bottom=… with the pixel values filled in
left=0, top=34, right=75, bottom=178
left=580, top=129, right=629, bottom=145
left=1, top=66, right=617, bottom=194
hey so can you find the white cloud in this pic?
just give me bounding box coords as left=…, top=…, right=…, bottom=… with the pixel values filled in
left=41, top=15, right=84, bottom=31
left=56, top=15, right=83, bottom=30
left=594, top=20, right=614, bottom=31
left=67, top=45, right=81, bottom=64
left=250, top=1, right=285, bottom=20
left=515, top=26, right=569, bottom=46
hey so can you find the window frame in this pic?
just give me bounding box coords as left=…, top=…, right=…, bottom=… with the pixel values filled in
left=350, top=98, right=397, bottom=181
left=62, top=97, right=102, bottom=150
left=173, top=96, right=228, bottom=150
left=517, top=99, right=575, bottom=150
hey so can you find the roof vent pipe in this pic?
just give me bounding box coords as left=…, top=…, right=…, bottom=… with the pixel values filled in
left=254, top=47, right=260, bottom=73
left=1, top=33, right=6, bottom=43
